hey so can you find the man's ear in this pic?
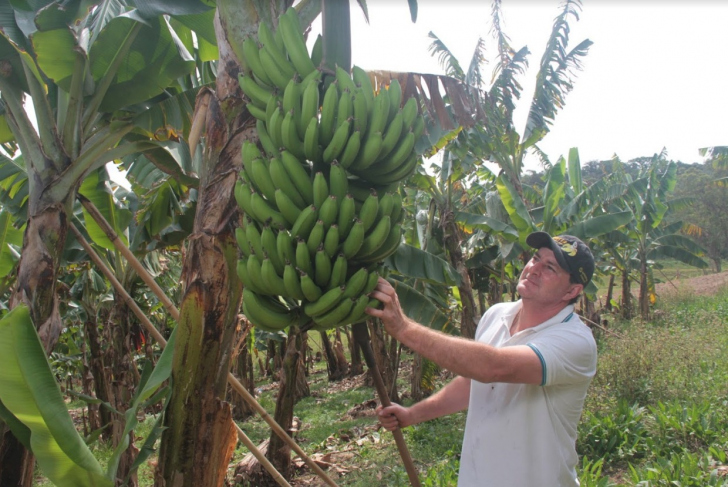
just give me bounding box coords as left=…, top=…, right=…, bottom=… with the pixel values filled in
left=564, top=284, right=583, bottom=301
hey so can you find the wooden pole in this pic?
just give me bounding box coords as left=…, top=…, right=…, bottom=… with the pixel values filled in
left=352, top=322, right=421, bottom=487
left=75, top=199, right=339, bottom=486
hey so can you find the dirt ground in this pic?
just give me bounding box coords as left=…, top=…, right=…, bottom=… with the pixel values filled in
left=655, top=270, right=728, bottom=297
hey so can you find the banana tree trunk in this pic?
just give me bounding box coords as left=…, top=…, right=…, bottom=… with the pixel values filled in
left=605, top=273, right=615, bottom=311
left=319, top=330, right=348, bottom=381
left=638, top=256, right=650, bottom=320
left=155, top=9, right=249, bottom=485
left=621, top=268, right=632, bottom=320
left=441, top=211, right=478, bottom=338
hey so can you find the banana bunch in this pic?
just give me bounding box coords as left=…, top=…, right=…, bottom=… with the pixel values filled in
left=234, top=6, right=424, bottom=332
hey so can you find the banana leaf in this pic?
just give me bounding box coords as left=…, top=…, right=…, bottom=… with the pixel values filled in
left=78, top=168, right=133, bottom=251
left=564, top=211, right=634, bottom=240
left=0, top=305, right=113, bottom=487
left=385, top=243, right=461, bottom=286
left=455, top=211, right=518, bottom=239
left=388, top=278, right=456, bottom=334
left=496, top=175, right=533, bottom=235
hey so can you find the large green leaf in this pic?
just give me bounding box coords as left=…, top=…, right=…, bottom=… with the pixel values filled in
left=455, top=211, right=518, bottom=239
left=567, top=147, right=582, bottom=195
left=496, top=175, right=533, bottom=235
left=78, top=168, right=132, bottom=250
left=90, top=15, right=195, bottom=113
left=541, top=159, right=566, bottom=233
left=385, top=244, right=461, bottom=286
left=30, top=27, right=79, bottom=88
left=564, top=211, right=634, bottom=240
left=0, top=306, right=113, bottom=487
left=388, top=278, right=456, bottom=334
left=0, top=209, right=23, bottom=276
left=647, top=246, right=708, bottom=269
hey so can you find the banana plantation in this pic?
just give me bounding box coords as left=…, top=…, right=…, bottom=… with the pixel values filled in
left=0, top=0, right=720, bottom=486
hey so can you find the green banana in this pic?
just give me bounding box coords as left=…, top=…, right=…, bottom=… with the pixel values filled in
left=355, top=215, right=391, bottom=260
left=267, top=105, right=284, bottom=149
left=339, top=293, right=370, bottom=327
left=338, top=130, right=361, bottom=169
left=283, top=262, right=305, bottom=301
left=341, top=219, right=365, bottom=259
left=241, top=36, right=274, bottom=87
left=352, top=87, right=369, bottom=134
left=342, top=267, right=369, bottom=299
left=312, top=296, right=354, bottom=329
left=247, top=253, right=273, bottom=295
left=275, top=189, right=302, bottom=226
left=369, top=130, right=415, bottom=176
left=295, top=237, right=313, bottom=275
left=261, top=224, right=284, bottom=275
left=247, top=102, right=267, bottom=121
left=358, top=190, right=380, bottom=232
left=318, top=82, right=339, bottom=147
left=350, top=130, right=382, bottom=171
left=375, top=153, right=419, bottom=184
left=281, top=109, right=306, bottom=160
left=401, top=96, right=418, bottom=130
left=310, top=34, right=323, bottom=68
left=243, top=288, right=297, bottom=331
left=386, top=78, right=402, bottom=123
left=335, top=66, right=357, bottom=93
left=251, top=157, right=278, bottom=202
left=352, top=65, right=374, bottom=103
left=257, top=119, right=279, bottom=158
left=361, top=223, right=402, bottom=263
left=237, top=258, right=257, bottom=292
left=282, top=77, right=301, bottom=121
left=279, top=8, right=316, bottom=77
left=318, top=195, right=339, bottom=230
left=245, top=220, right=265, bottom=258
left=277, top=229, right=296, bottom=266
left=235, top=227, right=252, bottom=257
left=258, top=22, right=296, bottom=81
left=280, top=150, right=314, bottom=204
left=234, top=181, right=256, bottom=218
left=299, top=270, right=323, bottom=302
left=336, top=89, right=354, bottom=127
left=238, top=74, right=273, bottom=109
left=259, top=44, right=294, bottom=91
left=337, top=194, right=356, bottom=235
left=298, top=78, right=321, bottom=138
left=377, top=110, right=404, bottom=161
left=328, top=252, right=347, bottom=288
left=250, top=191, right=288, bottom=229
left=314, top=245, right=332, bottom=287
left=363, top=267, right=381, bottom=294
left=322, top=119, right=351, bottom=164
left=328, top=161, right=349, bottom=201
left=269, top=156, right=306, bottom=208
left=306, top=219, right=325, bottom=254
left=377, top=192, right=394, bottom=221
left=290, top=203, right=318, bottom=239
left=412, top=113, right=425, bottom=140
left=313, top=171, right=329, bottom=208
left=323, top=224, right=340, bottom=258
left=261, top=255, right=287, bottom=296
left=389, top=191, right=403, bottom=223
left=242, top=140, right=263, bottom=173
left=303, top=117, right=322, bottom=162
left=367, top=90, right=391, bottom=137
left=303, top=285, right=345, bottom=317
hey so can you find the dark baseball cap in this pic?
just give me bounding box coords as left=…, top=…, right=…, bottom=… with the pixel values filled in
left=526, top=232, right=595, bottom=285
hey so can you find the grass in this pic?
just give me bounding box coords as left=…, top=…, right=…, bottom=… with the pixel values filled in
left=33, top=281, right=728, bottom=486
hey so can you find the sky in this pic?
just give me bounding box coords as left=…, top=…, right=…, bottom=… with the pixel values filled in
left=327, top=0, right=728, bottom=171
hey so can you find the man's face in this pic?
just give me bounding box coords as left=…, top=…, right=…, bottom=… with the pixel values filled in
left=517, top=248, right=581, bottom=305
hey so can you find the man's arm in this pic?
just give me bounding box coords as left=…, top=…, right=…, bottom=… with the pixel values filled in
left=378, top=376, right=471, bottom=431
left=367, top=279, right=543, bottom=385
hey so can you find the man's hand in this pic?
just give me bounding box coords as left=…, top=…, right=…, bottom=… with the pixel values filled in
left=376, top=403, right=414, bottom=431
left=365, top=278, right=408, bottom=338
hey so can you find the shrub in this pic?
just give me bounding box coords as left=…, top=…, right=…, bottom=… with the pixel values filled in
left=577, top=400, right=650, bottom=464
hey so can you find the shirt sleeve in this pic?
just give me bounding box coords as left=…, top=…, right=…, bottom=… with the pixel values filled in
left=527, top=323, right=597, bottom=387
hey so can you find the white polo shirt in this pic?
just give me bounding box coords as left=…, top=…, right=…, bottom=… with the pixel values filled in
left=458, top=301, right=597, bottom=487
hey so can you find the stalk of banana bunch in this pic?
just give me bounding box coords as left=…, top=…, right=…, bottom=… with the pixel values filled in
left=234, top=7, right=424, bottom=332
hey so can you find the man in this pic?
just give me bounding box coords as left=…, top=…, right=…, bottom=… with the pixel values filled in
left=366, top=232, right=598, bottom=487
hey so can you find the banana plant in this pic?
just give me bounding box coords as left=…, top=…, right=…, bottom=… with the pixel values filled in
left=0, top=304, right=175, bottom=487
left=0, top=0, right=216, bottom=481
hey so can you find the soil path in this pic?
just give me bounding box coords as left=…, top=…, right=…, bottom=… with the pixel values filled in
left=655, top=270, right=728, bottom=297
